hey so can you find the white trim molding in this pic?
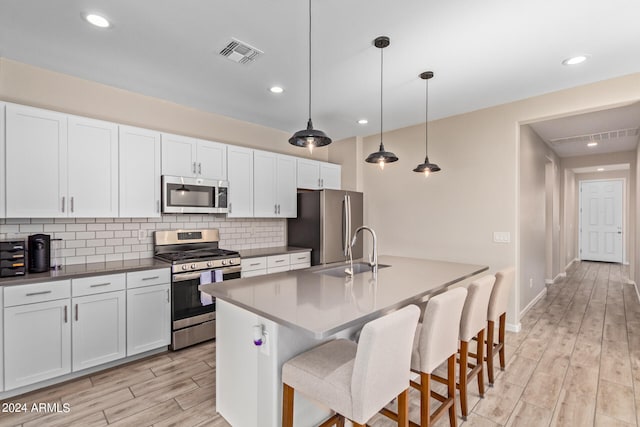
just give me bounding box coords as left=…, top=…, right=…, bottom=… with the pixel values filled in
left=520, top=287, right=547, bottom=319
left=564, top=258, right=578, bottom=272
left=506, top=322, right=521, bottom=333
left=545, top=272, right=567, bottom=285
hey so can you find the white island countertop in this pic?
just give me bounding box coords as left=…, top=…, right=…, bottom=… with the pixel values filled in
left=201, top=255, right=487, bottom=338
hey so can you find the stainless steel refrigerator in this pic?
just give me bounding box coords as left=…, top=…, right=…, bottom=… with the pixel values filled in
left=287, top=190, right=363, bottom=266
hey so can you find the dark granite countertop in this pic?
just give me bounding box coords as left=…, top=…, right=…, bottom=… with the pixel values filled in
left=0, top=258, right=170, bottom=287
left=238, top=246, right=311, bottom=260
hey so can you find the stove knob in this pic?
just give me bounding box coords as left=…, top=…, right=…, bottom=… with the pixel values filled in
left=207, top=261, right=213, bottom=267
left=181, top=265, right=188, bottom=271
left=191, top=264, right=197, bottom=270
left=222, top=260, right=227, bottom=266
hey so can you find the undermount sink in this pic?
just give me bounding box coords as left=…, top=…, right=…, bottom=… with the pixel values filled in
left=314, top=262, right=391, bottom=278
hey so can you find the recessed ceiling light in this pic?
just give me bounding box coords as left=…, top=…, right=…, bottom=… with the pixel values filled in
left=597, top=168, right=605, bottom=172
left=562, top=55, right=589, bottom=66
left=587, top=142, right=598, bottom=147
left=269, top=86, right=284, bottom=94
left=357, top=119, right=368, bottom=125
left=84, top=13, right=111, bottom=28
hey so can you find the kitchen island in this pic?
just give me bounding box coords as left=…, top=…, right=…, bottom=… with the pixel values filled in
left=200, top=255, right=487, bottom=427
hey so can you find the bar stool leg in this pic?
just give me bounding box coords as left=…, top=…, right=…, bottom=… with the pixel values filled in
left=282, top=383, right=294, bottom=427
left=459, top=340, right=469, bottom=420
left=420, top=372, right=431, bottom=427
left=477, top=329, right=485, bottom=397
left=499, top=313, right=506, bottom=370
left=447, top=354, right=457, bottom=427
left=486, top=320, right=495, bottom=386
left=398, top=388, right=409, bottom=427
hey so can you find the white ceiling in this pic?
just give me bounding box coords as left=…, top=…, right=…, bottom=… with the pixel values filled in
left=1, top=0, right=640, bottom=142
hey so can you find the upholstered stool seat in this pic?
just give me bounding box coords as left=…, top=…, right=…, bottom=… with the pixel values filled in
left=486, top=266, right=515, bottom=386
left=282, top=305, right=420, bottom=427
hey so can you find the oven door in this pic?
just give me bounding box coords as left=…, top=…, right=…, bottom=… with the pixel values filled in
left=162, top=175, right=229, bottom=214
left=171, top=265, right=241, bottom=323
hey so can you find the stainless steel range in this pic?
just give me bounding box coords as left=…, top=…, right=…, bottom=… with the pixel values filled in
left=154, top=229, right=241, bottom=350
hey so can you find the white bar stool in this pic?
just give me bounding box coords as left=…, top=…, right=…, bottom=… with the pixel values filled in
left=486, top=266, right=515, bottom=385
left=458, top=275, right=495, bottom=420
left=281, top=305, right=420, bottom=427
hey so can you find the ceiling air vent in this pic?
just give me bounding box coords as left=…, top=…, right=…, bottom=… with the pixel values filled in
left=219, top=38, right=263, bottom=65
left=549, top=128, right=639, bottom=146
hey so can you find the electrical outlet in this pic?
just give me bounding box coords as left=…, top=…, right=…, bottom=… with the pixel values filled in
left=138, top=229, right=147, bottom=241
left=529, top=278, right=533, bottom=288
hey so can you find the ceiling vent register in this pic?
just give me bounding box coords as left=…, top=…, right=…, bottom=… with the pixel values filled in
left=219, top=38, right=263, bottom=64
left=549, top=128, right=639, bottom=145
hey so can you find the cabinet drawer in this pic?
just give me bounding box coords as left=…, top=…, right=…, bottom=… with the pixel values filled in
left=267, top=254, right=290, bottom=268
left=241, top=257, right=267, bottom=272
left=4, top=280, right=71, bottom=307
left=290, top=261, right=310, bottom=270
left=242, top=269, right=267, bottom=278
left=72, top=273, right=126, bottom=297
left=290, top=252, right=311, bottom=265
left=127, top=268, right=170, bottom=289
left=267, top=266, right=290, bottom=274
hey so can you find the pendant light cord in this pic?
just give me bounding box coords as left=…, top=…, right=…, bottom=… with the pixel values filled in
left=425, top=77, right=429, bottom=155
left=308, top=0, right=312, bottom=122
left=380, top=45, right=384, bottom=146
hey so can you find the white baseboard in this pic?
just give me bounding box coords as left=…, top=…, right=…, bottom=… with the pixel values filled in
left=630, top=280, right=640, bottom=304
left=545, top=272, right=566, bottom=285
left=564, top=258, right=578, bottom=271
left=520, top=287, right=547, bottom=319
left=506, top=322, right=521, bottom=333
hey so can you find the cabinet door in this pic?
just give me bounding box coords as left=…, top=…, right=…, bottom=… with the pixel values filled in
left=253, top=150, right=278, bottom=218
left=296, top=159, right=320, bottom=190
left=72, top=291, right=126, bottom=371
left=127, top=283, right=171, bottom=356
left=4, top=299, right=71, bottom=390
left=119, top=126, right=161, bottom=217
left=197, top=140, right=227, bottom=180
left=227, top=146, right=254, bottom=218
left=320, top=163, right=341, bottom=190
left=0, top=102, right=5, bottom=219
left=161, top=133, right=197, bottom=177
left=5, top=104, right=68, bottom=218
left=68, top=116, right=119, bottom=217
left=276, top=155, right=297, bottom=218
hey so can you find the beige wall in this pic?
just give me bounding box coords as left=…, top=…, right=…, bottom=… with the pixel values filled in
left=328, top=136, right=362, bottom=192
left=345, top=72, right=640, bottom=330
left=0, top=58, right=328, bottom=161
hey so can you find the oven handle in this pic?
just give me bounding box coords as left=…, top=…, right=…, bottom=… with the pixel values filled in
left=173, top=265, right=242, bottom=282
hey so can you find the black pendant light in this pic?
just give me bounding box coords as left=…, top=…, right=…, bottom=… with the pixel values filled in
left=288, top=0, right=331, bottom=153
left=365, top=36, right=398, bottom=170
left=413, top=71, right=441, bottom=176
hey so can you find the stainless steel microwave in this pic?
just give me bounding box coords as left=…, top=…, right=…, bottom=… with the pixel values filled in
left=162, top=176, right=229, bottom=214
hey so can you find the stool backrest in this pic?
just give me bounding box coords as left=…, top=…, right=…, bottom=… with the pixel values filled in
left=459, top=275, right=495, bottom=342
left=488, top=266, right=515, bottom=322
left=351, top=304, right=420, bottom=423
left=417, top=287, right=468, bottom=373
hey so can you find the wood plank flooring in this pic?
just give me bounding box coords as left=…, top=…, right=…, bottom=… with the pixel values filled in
left=0, top=261, right=638, bottom=426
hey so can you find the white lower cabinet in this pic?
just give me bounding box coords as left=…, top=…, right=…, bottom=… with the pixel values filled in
left=72, top=290, right=126, bottom=371
left=127, top=283, right=171, bottom=356
left=241, top=251, right=311, bottom=278
left=4, top=298, right=71, bottom=390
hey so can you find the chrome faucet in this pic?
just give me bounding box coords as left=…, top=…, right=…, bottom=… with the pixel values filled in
left=351, top=226, right=378, bottom=273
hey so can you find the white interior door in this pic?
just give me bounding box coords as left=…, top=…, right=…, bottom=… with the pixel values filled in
left=580, top=179, right=623, bottom=263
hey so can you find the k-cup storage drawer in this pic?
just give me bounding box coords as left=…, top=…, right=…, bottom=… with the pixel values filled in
left=0, top=241, right=25, bottom=253
left=4, top=280, right=71, bottom=307
left=127, top=268, right=171, bottom=289
left=1, top=239, right=26, bottom=278
left=267, top=254, right=290, bottom=269
left=241, top=257, right=267, bottom=272
left=72, top=273, right=126, bottom=297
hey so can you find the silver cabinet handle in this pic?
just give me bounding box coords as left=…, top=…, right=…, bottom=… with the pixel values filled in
left=26, top=290, right=52, bottom=297
left=321, top=179, right=324, bottom=187
left=198, top=163, right=202, bottom=174
left=166, top=289, right=170, bottom=303
left=274, top=204, right=277, bottom=214
left=90, top=282, right=111, bottom=288
left=75, top=304, right=79, bottom=321
left=297, top=256, right=307, bottom=260
left=277, top=204, right=281, bottom=214
left=229, top=203, right=232, bottom=214
left=62, top=196, right=65, bottom=213
left=71, top=197, right=75, bottom=213
left=318, top=178, right=321, bottom=187
left=193, top=162, right=197, bottom=174
left=156, top=200, right=160, bottom=213
left=64, top=305, right=68, bottom=323
left=249, top=262, right=261, bottom=266
left=275, top=259, right=285, bottom=263
left=142, top=276, right=159, bottom=281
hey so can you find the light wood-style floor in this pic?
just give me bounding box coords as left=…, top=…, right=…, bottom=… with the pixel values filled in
left=1, top=261, right=638, bottom=426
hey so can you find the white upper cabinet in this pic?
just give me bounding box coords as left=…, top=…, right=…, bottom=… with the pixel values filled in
left=296, top=158, right=341, bottom=190
left=227, top=146, right=254, bottom=218
left=161, top=133, right=227, bottom=180
left=119, top=126, right=161, bottom=217
left=0, top=102, right=5, bottom=218
left=67, top=116, right=119, bottom=217
left=253, top=151, right=297, bottom=218
left=5, top=104, right=69, bottom=218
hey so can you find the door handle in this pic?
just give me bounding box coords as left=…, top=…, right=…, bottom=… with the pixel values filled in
left=157, top=200, right=160, bottom=213
left=62, top=196, right=65, bottom=213
left=229, top=203, right=232, bottom=214
left=318, top=178, right=321, bottom=187
left=70, top=197, right=75, bottom=213
left=64, top=305, right=68, bottom=323
left=277, top=204, right=281, bottom=214
left=166, top=289, right=170, bottom=303
left=274, top=204, right=277, bottom=214
left=198, top=163, right=202, bottom=174
left=75, top=304, right=79, bottom=321
left=193, top=162, right=197, bottom=174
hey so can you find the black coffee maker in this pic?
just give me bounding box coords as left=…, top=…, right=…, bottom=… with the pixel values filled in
left=28, top=234, right=51, bottom=273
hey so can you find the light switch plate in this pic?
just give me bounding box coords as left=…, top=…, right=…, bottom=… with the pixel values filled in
left=493, top=231, right=511, bottom=243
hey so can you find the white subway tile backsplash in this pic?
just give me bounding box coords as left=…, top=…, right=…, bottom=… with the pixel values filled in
left=0, top=215, right=285, bottom=266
